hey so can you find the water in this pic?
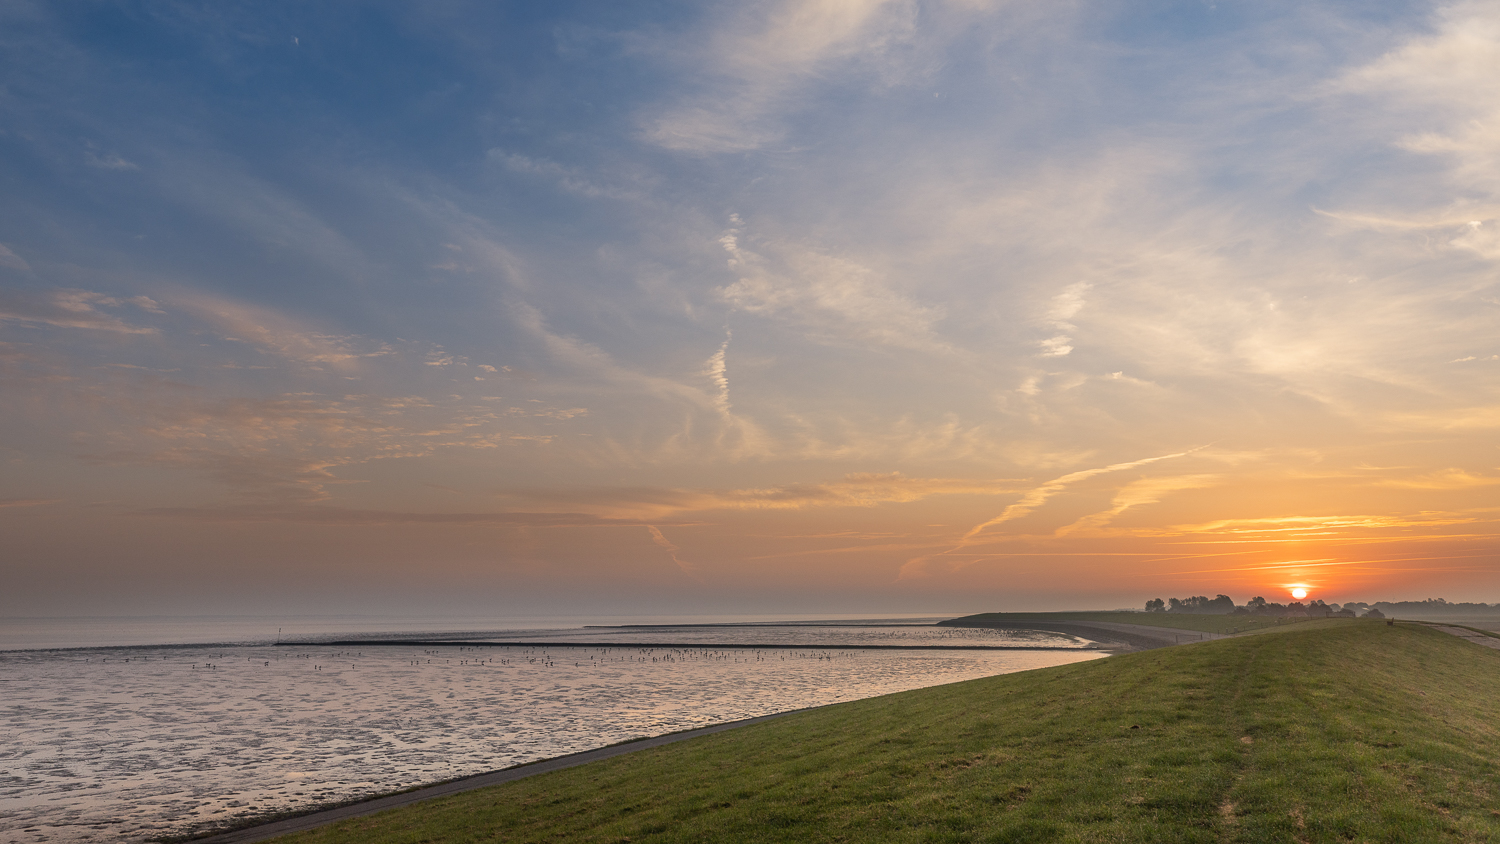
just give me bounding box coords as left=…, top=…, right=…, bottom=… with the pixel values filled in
left=0, top=613, right=991, bottom=652
left=0, top=620, right=1105, bottom=843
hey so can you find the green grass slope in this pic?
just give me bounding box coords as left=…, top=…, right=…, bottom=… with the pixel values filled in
left=948, top=610, right=1296, bottom=635
left=271, top=621, right=1500, bottom=844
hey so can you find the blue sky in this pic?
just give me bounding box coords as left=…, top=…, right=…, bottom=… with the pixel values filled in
left=3, top=0, right=1499, bottom=618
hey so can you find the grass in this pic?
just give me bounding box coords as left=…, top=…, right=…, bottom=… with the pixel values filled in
left=948, top=610, right=1304, bottom=635
left=267, top=620, right=1500, bottom=844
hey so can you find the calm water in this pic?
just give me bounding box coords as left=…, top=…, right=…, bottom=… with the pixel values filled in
left=0, top=619, right=1104, bottom=843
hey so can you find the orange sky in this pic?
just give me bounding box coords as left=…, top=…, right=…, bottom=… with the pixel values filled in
left=2, top=0, right=1499, bottom=618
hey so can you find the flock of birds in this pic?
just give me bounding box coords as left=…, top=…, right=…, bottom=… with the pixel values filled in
left=81, top=643, right=868, bottom=675
left=272, top=644, right=865, bottom=672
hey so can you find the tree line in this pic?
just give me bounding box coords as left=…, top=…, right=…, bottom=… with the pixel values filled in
left=1143, top=595, right=1385, bottom=618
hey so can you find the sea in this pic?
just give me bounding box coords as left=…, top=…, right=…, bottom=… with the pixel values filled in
left=0, top=615, right=1107, bottom=843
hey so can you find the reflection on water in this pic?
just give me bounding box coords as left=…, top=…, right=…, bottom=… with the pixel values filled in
left=0, top=625, right=1103, bottom=843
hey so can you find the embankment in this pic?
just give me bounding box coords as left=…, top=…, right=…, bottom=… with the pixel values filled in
left=254, top=619, right=1500, bottom=843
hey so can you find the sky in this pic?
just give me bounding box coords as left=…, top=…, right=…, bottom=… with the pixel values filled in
left=2, top=0, right=1499, bottom=619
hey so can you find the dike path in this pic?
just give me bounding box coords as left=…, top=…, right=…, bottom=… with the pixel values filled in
left=1432, top=625, right=1500, bottom=651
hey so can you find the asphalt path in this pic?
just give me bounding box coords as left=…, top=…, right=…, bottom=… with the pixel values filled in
left=1432, top=625, right=1500, bottom=651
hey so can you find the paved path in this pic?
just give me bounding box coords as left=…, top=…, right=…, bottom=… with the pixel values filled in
left=1432, top=625, right=1500, bottom=651
left=942, top=619, right=1229, bottom=650
left=192, top=707, right=817, bottom=844
left=1068, top=621, right=1229, bottom=645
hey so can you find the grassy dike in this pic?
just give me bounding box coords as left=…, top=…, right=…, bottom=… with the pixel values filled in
left=270, top=620, right=1500, bottom=844
left=948, top=611, right=1298, bottom=635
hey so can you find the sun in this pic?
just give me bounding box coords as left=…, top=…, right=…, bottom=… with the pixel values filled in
left=1290, top=587, right=1308, bottom=600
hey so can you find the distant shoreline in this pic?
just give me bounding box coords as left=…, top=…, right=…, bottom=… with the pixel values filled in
left=307, top=639, right=1099, bottom=651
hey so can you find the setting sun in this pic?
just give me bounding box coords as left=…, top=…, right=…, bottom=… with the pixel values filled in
left=1291, top=587, right=1309, bottom=600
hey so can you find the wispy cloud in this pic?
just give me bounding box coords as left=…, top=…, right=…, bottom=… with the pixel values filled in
left=0, top=498, right=62, bottom=508
left=487, top=149, right=651, bottom=200
left=139, top=506, right=652, bottom=526
left=705, top=331, right=731, bottom=414
left=1037, top=282, right=1088, bottom=357
left=0, top=289, right=158, bottom=334
left=898, top=449, right=1204, bottom=579
left=646, top=524, right=701, bottom=578
left=495, top=473, right=1024, bottom=520
left=1372, top=469, right=1500, bottom=490
left=0, top=245, right=31, bottom=272
left=641, top=0, right=919, bottom=153
left=69, top=389, right=585, bottom=504
left=1055, top=474, right=1220, bottom=536
left=1161, top=513, right=1489, bottom=538
left=1334, top=1, right=1500, bottom=197
left=717, top=223, right=951, bottom=353
left=960, top=449, right=1205, bottom=541
left=169, top=291, right=390, bottom=367
left=84, top=150, right=139, bottom=170
left=507, top=299, right=771, bottom=460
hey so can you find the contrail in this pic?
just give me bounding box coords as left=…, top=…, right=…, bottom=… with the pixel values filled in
left=898, top=446, right=1205, bottom=580
left=705, top=331, right=731, bottom=414
left=647, top=525, right=701, bottom=579
left=961, top=449, right=1203, bottom=541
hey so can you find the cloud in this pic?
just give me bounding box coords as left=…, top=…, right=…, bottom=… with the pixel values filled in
left=1161, top=513, right=1485, bottom=537
left=0, top=245, right=31, bottom=271
left=640, top=0, right=920, bottom=153
left=717, top=225, right=950, bottom=352
left=0, top=289, right=158, bottom=334
left=169, top=291, right=390, bottom=366
left=487, top=150, right=649, bottom=200
left=1037, top=335, right=1073, bottom=357
left=0, top=498, right=62, bottom=508
left=1035, top=282, right=1088, bottom=357
left=897, top=448, right=1204, bottom=579
left=507, top=299, right=771, bottom=460
left=128, top=295, right=165, bottom=314
left=1046, top=282, right=1089, bottom=326
left=960, top=449, right=1204, bottom=540
left=1373, top=469, right=1500, bottom=490
left=85, top=151, right=140, bottom=170
left=1382, top=406, right=1500, bottom=431
left=495, top=473, right=1024, bottom=520
left=646, top=525, right=701, bottom=578
left=139, top=506, right=651, bottom=526
left=1334, top=1, right=1500, bottom=195
left=72, top=389, right=580, bottom=504
left=1054, top=474, right=1220, bottom=536
left=705, top=332, right=731, bottom=414
left=719, top=472, right=1020, bottom=510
